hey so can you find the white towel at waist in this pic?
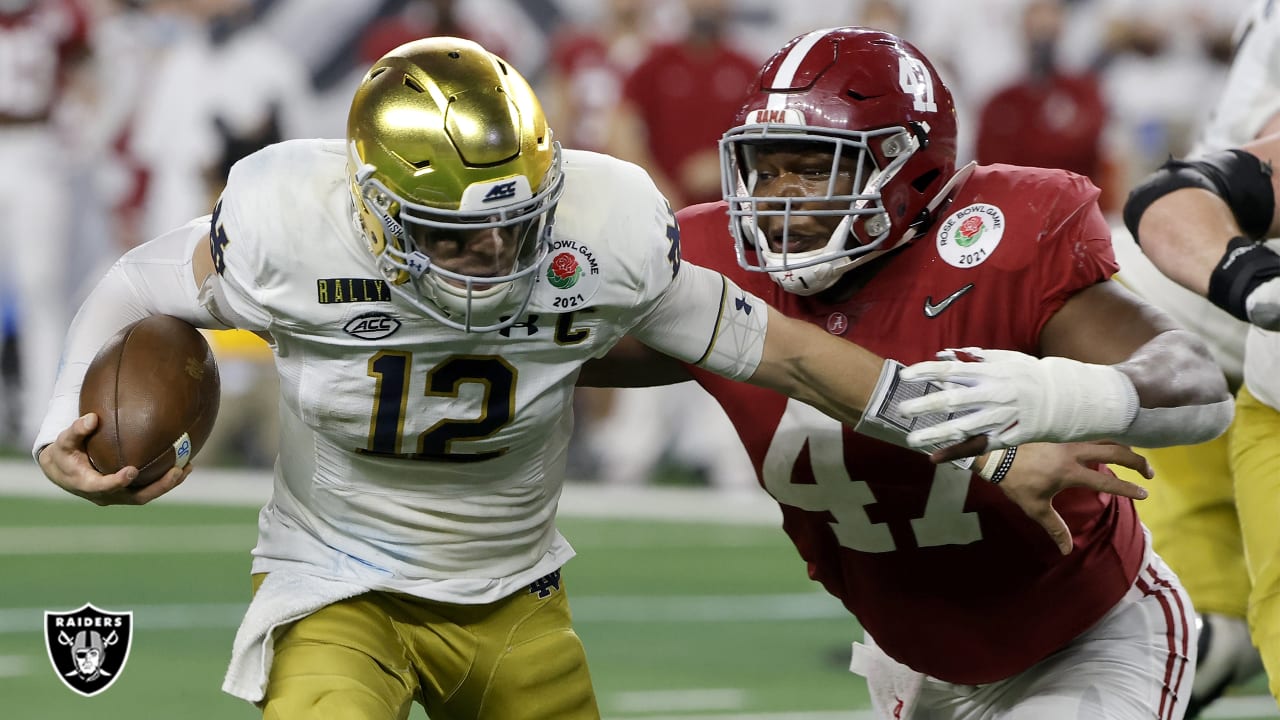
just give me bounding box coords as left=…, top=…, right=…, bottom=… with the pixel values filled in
left=221, top=571, right=369, bottom=703
left=849, top=635, right=925, bottom=720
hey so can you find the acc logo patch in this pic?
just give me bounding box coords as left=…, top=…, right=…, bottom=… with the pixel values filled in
left=344, top=312, right=401, bottom=340
left=936, top=203, right=1005, bottom=268
left=537, top=240, right=601, bottom=311
left=45, top=603, right=133, bottom=697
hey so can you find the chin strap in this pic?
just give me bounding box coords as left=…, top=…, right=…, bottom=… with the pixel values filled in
left=894, top=161, right=976, bottom=248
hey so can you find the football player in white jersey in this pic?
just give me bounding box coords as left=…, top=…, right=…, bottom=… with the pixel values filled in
left=1123, top=0, right=1280, bottom=707
left=32, top=37, right=1170, bottom=719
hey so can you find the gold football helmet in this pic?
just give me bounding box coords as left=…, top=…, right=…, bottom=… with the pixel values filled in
left=347, top=37, right=563, bottom=332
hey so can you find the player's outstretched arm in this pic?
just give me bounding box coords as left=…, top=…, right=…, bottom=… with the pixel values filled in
left=898, top=281, right=1232, bottom=454
left=628, top=265, right=1004, bottom=456
left=745, top=304, right=884, bottom=426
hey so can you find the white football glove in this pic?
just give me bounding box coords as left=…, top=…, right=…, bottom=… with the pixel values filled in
left=896, top=348, right=1139, bottom=451
left=1245, top=275, right=1280, bottom=330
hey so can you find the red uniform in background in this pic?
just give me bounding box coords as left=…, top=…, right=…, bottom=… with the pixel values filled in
left=620, top=41, right=757, bottom=206
left=0, top=0, right=88, bottom=123
left=975, top=74, right=1107, bottom=194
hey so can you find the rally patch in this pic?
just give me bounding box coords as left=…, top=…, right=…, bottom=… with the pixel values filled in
left=935, top=203, right=1004, bottom=269
left=537, top=239, right=601, bottom=311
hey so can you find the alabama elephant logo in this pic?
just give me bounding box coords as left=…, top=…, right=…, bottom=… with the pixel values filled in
left=44, top=604, right=133, bottom=696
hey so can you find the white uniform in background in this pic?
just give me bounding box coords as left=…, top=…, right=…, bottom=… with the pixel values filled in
left=0, top=0, right=87, bottom=445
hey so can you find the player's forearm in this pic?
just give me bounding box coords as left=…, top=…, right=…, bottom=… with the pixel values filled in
left=1108, top=328, right=1233, bottom=446
left=1114, top=328, right=1230, bottom=409
left=1127, top=144, right=1280, bottom=325
left=748, top=305, right=881, bottom=423
left=32, top=222, right=223, bottom=459
left=1136, top=189, right=1239, bottom=296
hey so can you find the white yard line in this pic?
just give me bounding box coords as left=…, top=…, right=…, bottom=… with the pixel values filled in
left=570, top=593, right=847, bottom=623
left=604, top=707, right=875, bottom=712
left=0, top=654, right=30, bottom=677
left=0, top=604, right=247, bottom=634
left=0, top=525, right=252, bottom=554
left=612, top=688, right=747, bottom=713
left=604, top=697, right=1280, bottom=720
left=0, top=523, right=781, bottom=553
left=0, top=592, right=845, bottom=635
left=1203, top=696, right=1280, bottom=718
left=0, top=460, right=784, bottom=524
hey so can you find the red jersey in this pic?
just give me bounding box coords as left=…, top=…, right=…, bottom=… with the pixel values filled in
left=680, top=165, right=1143, bottom=684
left=975, top=73, right=1107, bottom=190
left=0, top=0, right=88, bottom=123
left=621, top=41, right=758, bottom=205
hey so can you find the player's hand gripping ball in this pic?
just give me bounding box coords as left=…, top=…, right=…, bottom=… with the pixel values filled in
left=79, top=315, right=221, bottom=488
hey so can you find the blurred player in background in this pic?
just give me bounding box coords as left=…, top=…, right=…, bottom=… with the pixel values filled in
left=606, top=0, right=757, bottom=209
left=0, top=0, right=90, bottom=447
left=586, top=26, right=1233, bottom=719
left=1108, top=220, right=1262, bottom=719
left=27, top=36, right=1099, bottom=719
left=1122, top=0, right=1280, bottom=707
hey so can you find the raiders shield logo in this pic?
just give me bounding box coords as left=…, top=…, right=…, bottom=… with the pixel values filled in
left=44, top=603, right=133, bottom=696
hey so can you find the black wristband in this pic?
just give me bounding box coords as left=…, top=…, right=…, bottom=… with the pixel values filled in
left=988, top=446, right=1018, bottom=485
left=1207, top=236, right=1280, bottom=321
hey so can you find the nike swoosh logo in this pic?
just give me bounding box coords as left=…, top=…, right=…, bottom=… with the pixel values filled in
left=923, top=283, right=975, bottom=318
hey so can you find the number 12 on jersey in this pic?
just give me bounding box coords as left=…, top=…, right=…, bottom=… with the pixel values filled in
left=360, top=352, right=517, bottom=462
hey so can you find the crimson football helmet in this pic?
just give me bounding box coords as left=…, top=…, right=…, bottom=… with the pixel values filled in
left=721, top=27, right=958, bottom=295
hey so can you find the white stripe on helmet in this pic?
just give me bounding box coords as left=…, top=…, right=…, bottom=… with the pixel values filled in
left=766, top=28, right=843, bottom=112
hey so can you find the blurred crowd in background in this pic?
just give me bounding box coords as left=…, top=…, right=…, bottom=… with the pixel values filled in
left=0, top=0, right=1254, bottom=488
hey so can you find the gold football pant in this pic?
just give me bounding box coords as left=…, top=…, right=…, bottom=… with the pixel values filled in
left=253, top=572, right=600, bottom=720
left=1114, top=421, right=1250, bottom=619
left=1231, top=385, right=1280, bottom=701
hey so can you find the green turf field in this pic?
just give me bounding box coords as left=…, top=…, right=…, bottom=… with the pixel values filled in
left=0, top=492, right=1273, bottom=719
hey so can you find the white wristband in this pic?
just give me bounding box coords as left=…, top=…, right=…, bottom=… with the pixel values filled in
left=854, top=360, right=975, bottom=469
left=977, top=448, right=1007, bottom=481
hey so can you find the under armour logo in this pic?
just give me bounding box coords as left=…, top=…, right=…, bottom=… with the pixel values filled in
left=734, top=295, right=753, bottom=314
left=498, top=315, right=540, bottom=337
left=529, top=569, right=562, bottom=598
left=405, top=253, right=429, bottom=278
left=483, top=181, right=518, bottom=202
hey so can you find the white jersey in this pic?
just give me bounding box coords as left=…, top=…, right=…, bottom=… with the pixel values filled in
left=210, top=139, right=767, bottom=603
left=1195, top=0, right=1280, bottom=410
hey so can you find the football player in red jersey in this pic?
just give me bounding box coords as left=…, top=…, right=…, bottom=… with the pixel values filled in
left=583, top=27, right=1232, bottom=720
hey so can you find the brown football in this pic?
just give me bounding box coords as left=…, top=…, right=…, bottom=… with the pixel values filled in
left=79, top=315, right=221, bottom=488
